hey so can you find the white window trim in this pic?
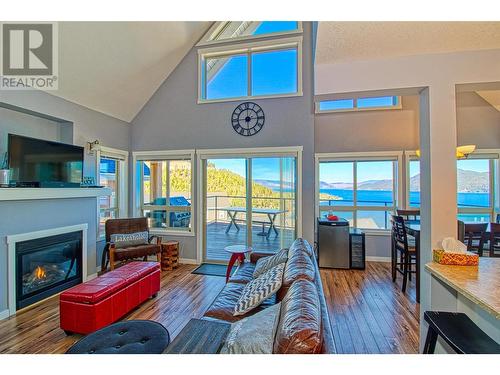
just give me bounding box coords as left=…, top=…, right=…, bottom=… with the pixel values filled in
left=315, top=151, right=404, bottom=234
left=197, top=36, right=303, bottom=104
left=96, top=146, right=129, bottom=240
left=315, top=96, right=402, bottom=114
left=196, top=21, right=303, bottom=47
left=196, top=146, right=303, bottom=264
left=132, top=149, right=196, bottom=237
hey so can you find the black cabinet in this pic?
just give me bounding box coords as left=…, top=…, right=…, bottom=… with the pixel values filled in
left=349, top=229, right=366, bottom=270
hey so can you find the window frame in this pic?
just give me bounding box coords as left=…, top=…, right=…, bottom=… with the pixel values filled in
left=315, top=96, right=402, bottom=114
left=97, top=146, right=129, bottom=240
left=315, top=151, right=404, bottom=234
left=197, top=36, right=303, bottom=104
left=196, top=21, right=303, bottom=47
left=404, top=149, right=500, bottom=222
left=132, top=150, right=196, bottom=237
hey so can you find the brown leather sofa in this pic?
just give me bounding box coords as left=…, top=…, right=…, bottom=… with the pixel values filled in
left=203, top=238, right=337, bottom=354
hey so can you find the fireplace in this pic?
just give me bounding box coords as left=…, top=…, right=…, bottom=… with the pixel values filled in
left=16, top=231, right=83, bottom=310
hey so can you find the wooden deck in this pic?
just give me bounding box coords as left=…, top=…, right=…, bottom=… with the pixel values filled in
left=0, top=262, right=419, bottom=354
left=205, top=221, right=295, bottom=261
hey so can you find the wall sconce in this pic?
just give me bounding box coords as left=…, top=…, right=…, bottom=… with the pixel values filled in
left=87, top=140, right=100, bottom=155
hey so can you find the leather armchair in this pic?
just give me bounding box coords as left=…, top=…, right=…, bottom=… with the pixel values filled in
left=101, top=218, right=162, bottom=271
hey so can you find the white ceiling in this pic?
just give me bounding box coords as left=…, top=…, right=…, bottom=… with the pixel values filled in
left=51, top=22, right=211, bottom=122
left=316, top=22, right=500, bottom=65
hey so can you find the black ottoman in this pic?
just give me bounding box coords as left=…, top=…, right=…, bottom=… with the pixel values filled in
left=66, top=320, right=170, bottom=354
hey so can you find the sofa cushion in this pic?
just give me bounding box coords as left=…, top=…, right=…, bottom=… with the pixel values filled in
left=252, top=248, right=288, bottom=278
left=273, top=279, right=322, bottom=354
left=289, top=238, right=314, bottom=258
left=220, top=302, right=281, bottom=354
left=113, top=244, right=160, bottom=260
left=203, top=282, right=277, bottom=322
left=234, top=263, right=284, bottom=316
left=229, top=262, right=256, bottom=284
left=278, top=249, right=315, bottom=301
left=111, top=231, right=149, bottom=249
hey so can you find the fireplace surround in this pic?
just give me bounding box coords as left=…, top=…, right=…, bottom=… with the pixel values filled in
left=6, top=224, right=88, bottom=316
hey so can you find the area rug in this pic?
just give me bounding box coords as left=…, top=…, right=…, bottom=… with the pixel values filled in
left=191, top=263, right=233, bottom=277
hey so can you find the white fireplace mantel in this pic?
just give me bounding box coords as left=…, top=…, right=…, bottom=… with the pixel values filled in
left=6, top=224, right=88, bottom=317
left=0, top=187, right=111, bottom=201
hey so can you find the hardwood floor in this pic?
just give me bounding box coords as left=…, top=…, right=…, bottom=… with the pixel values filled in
left=0, top=262, right=419, bottom=354
left=0, top=264, right=226, bottom=354
left=321, top=262, right=420, bottom=354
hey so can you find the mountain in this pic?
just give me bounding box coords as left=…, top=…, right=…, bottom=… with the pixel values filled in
left=253, top=179, right=295, bottom=190
left=410, top=169, right=489, bottom=193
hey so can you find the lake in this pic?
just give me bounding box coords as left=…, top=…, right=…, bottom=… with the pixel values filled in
left=319, top=189, right=491, bottom=228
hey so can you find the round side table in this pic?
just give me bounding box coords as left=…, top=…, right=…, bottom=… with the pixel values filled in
left=224, top=245, right=252, bottom=283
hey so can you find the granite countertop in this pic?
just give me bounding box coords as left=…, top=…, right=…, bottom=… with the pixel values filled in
left=425, top=258, right=500, bottom=319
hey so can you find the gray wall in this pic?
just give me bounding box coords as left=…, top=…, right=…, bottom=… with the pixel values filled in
left=0, top=89, right=132, bottom=275
left=315, top=96, right=420, bottom=153
left=456, top=91, right=500, bottom=149
left=131, top=23, right=315, bottom=260
left=0, top=198, right=98, bottom=313
left=0, top=107, right=73, bottom=161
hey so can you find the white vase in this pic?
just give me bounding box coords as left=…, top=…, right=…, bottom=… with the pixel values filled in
left=0, top=169, right=9, bottom=187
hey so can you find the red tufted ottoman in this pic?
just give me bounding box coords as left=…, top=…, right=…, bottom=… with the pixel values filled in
left=60, top=261, right=161, bottom=335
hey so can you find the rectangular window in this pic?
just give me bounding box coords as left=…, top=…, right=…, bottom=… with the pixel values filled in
left=318, top=157, right=398, bottom=230
left=99, top=157, right=119, bottom=237
left=199, top=37, right=302, bottom=103
left=316, top=96, right=401, bottom=113
left=135, top=152, right=194, bottom=233
left=405, top=154, right=498, bottom=222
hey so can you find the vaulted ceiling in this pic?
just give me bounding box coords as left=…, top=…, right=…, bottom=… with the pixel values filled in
left=51, top=22, right=211, bottom=122
left=316, top=22, right=500, bottom=64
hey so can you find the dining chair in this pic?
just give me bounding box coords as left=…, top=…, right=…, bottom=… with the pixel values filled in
left=457, top=220, right=465, bottom=243
left=488, top=223, right=500, bottom=258
left=396, top=209, right=420, bottom=222
left=463, top=223, right=488, bottom=256
left=391, top=215, right=417, bottom=295
left=496, top=214, right=500, bottom=224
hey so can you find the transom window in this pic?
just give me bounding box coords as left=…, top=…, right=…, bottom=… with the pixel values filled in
left=134, top=151, right=195, bottom=234
left=199, top=21, right=301, bottom=45
left=316, top=96, right=401, bottom=113
left=316, top=154, right=400, bottom=230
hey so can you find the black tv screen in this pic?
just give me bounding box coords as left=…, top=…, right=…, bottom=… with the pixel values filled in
left=8, top=134, right=84, bottom=185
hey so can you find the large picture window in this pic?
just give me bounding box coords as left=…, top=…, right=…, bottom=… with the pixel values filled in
left=198, top=36, right=302, bottom=103
left=405, top=152, right=499, bottom=222
left=134, top=151, right=195, bottom=234
left=316, top=153, right=400, bottom=230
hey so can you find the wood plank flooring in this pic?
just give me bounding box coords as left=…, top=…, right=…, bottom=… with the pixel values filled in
left=0, top=262, right=419, bottom=354
left=321, top=262, right=420, bottom=354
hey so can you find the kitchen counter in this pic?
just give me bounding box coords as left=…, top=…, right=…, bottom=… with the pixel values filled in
left=425, top=258, right=500, bottom=319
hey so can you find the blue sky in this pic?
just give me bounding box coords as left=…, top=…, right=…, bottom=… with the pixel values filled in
left=211, top=158, right=293, bottom=180
left=206, top=22, right=298, bottom=100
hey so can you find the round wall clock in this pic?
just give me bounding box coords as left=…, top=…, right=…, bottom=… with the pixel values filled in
left=231, top=102, right=265, bottom=136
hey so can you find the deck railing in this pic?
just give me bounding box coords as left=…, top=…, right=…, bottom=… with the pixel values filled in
left=207, top=194, right=296, bottom=230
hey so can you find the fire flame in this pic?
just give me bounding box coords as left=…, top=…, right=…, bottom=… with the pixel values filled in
left=35, top=266, right=46, bottom=279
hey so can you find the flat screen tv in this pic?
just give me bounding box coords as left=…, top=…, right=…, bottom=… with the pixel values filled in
left=8, top=134, right=84, bottom=187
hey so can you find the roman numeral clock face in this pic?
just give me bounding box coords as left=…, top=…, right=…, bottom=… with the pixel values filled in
left=231, top=102, right=265, bottom=136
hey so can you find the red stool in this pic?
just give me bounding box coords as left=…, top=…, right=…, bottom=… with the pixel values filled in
left=224, top=245, right=252, bottom=283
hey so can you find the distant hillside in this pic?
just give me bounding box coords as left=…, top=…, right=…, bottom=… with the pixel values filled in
left=410, top=169, right=489, bottom=193
left=318, top=169, right=489, bottom=193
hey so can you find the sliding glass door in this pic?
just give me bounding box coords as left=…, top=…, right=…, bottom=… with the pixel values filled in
left=201, top=153, right=298, bottom=263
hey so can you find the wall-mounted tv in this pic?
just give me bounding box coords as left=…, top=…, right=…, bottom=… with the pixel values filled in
left=8, top=134, right=84, bottom=187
